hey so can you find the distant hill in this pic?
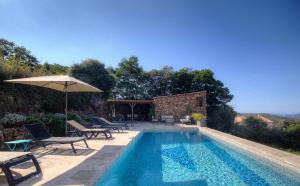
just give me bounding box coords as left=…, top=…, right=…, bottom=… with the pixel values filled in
left=238, top=113, right=293, bottom=122
left=282, top=114, right=300, bottom=120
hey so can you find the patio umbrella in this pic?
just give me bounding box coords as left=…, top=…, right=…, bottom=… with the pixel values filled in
left=5, top=75, right=102, bottom=136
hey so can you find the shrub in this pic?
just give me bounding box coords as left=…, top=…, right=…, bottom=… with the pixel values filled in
left=191, top=113, right=205, bottom=121
left=67, top=112, right=81, bottom=122
left=285, top=122, right=300, bottom=150
left=232, top=117, right=288, bottom=148
left=208, top=106, right=236, bottom=132
left=0, top=113, right=27, bottom=127
left=38, top=112, right=82, bottom=136
left=243, top=117, right=266, bottom=138
left=40, top=113, right=65, bottom=136
left=26, top=115, right=43, bottom=124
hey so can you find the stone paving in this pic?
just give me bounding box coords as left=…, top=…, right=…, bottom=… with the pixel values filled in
left=0, top=122, right=299, bottom=186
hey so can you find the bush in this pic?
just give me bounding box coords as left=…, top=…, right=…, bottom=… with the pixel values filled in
left=67, top=112, right=81, bottom=122
left=41, top=113, right=65, bottom=136
left=39, top=112, right=82, bottom=136
left=26, top=115, right=43, bottom=124
left=284, top=122, right=300, bottom=150
left=232, top=117, right=291, bottom=150
left=208, top=106, right=236, bottom=132
left=0, top=113, right=27, bottom=127
left=243, top=117, right=269, bottom=140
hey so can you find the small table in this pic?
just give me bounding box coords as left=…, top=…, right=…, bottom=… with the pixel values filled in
left=5, top=139, right=32, bottom=152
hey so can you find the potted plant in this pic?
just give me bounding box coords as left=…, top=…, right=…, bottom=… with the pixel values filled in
left=191, top=113, right=205, bottom=127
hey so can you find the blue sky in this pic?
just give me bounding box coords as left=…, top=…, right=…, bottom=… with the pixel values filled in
left=0, top=0, right=299, bottom=114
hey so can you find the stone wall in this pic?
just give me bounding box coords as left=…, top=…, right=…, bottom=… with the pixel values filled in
left=153, top=91, right=207, bottom=121
left=0, top=126, right=28, bottom=149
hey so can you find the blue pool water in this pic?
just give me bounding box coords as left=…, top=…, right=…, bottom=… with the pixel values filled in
left=97, top=131, right=300, bottom=186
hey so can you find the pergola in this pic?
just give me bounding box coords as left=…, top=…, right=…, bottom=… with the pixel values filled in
left=107, top=99, right=153, bottom=122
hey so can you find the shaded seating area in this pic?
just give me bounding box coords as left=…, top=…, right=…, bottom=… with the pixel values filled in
left=107, top=99, right=154, bottom=124
left=24, top=124, right=88, bottom=154
left=0, top=152, right=41, bottom=186
left=67, top=120, right=112, bottom=139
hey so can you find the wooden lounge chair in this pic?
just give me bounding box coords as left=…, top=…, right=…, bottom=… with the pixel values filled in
left=67, top=120, right=112, bottom=139
left=0, top=152, right=41, bottom=186
left=24, top=124, right=89, bottom=153
left=89, top=117, right=124, bottom=132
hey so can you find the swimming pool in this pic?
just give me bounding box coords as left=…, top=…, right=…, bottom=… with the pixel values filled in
left=96, top=131, right=300, bottom=186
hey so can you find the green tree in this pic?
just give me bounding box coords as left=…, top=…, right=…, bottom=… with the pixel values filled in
left=113, top=56, right=146, bottom=99
left=191, top=69, right=233, bottom=116
left=145, top=66, right=174, bottom=97
left=0, top=38, right=39, bottom=69
left=0, top=39, right=14, bottom=58
left=70, top=59, right=116, bottom=98
left=170, top=68, right=194, bottom=94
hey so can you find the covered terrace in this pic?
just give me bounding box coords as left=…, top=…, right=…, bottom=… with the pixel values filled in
left=107, top=99, right=154, bottom=122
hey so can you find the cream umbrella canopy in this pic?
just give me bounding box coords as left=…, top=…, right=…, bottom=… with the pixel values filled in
left=5, top=75, right=103, bottom=136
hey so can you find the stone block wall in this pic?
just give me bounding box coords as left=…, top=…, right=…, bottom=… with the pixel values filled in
left=153, top=91, right=207, bottom=121
left=0, top=126, right=28, bottom=149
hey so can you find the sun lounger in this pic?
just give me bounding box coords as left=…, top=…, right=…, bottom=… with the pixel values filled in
left=67, top=120, right=112, bottom=139
left=99, top=117, right=129, bottom=130
left=89, top=117, right=124, bottom=132
left=0, top=152, right=41, bottom=186
left=24, top=124, right=89, bottom=153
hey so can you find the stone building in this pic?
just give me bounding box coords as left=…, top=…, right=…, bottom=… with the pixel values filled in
left=153, top=91, right=207, bottom=121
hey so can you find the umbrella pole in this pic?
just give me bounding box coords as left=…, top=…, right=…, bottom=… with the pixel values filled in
left=65, top=83, right=68, bottom=136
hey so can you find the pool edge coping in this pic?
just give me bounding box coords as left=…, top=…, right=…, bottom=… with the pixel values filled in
left=198, top=127, right=300, bottom=175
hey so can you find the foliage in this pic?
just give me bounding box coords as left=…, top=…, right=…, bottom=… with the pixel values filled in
left=41, top=113, right=65, bottom=136
left=191, top=69, right=233, bottom=116
left=67, top=112, right=81, bottom=122
left=41, top=63, right=69, bottom=75
left=0, top=113, right=27, bottom=127
left=70, top=59, right=115, bottom=98
left=0, top=58, right=7, bottom=81
left=39, top=112, right=81, bottom=136
left=26, top=115, right=43, bottom=124
left=148, top=105, right=155, bottom=118
left=112, top=56, right=147, bottom=99
left=0, top=57, right=32, bottom=79
left=145, top=66, right=174, bottom=97
left=191, top=113, right=205, bottom=121
left=231, top=118, right=300, bottom=152
left=239, top=117, right=269, bottom=140
left=170, top=68, right=194, bottom=94
left=277, top=120, right=300, bottom=150
left=208, top=106, right=236, bottom=132
left=0, top=38, right=39, bottom=69
left=111, top=58, right=233, bottom=119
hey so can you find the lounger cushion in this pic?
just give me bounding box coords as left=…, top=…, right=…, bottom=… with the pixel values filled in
left=99, top=117, right=127, bottom=126
left=40, top=137, right=85, bottom=143
left=67, top=120, right=108, bottom=132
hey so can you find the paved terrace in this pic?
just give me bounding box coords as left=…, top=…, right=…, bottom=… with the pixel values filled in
left=0, top=122, right=300, bottom=186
